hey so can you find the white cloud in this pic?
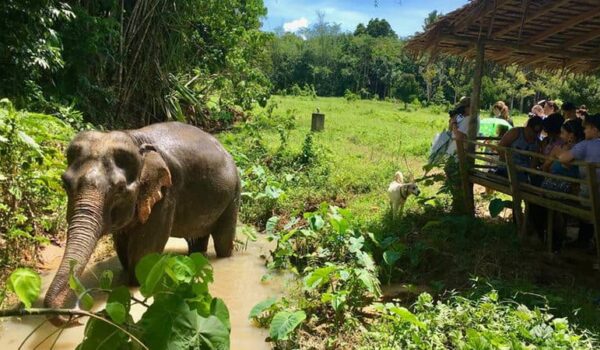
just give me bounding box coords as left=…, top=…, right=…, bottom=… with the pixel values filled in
left=283, top=17, right=309, bottom=32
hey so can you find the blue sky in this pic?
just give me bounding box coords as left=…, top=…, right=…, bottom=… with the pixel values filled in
left=262, top=0, right=469, bottom=37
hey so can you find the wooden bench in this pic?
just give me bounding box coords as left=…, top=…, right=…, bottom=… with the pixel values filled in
left=456, top=137, right=600, bottom=269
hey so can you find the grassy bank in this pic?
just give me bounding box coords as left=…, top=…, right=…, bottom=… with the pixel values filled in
left=219, top=96, right=598, bottom=348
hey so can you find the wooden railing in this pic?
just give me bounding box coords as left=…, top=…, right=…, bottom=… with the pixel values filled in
left=456, top=137, right=600, bottom=268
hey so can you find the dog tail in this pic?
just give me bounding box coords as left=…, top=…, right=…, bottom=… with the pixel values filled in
left=394, top=171, right=404, bottom=183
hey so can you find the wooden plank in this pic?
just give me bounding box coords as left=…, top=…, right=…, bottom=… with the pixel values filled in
left=585, top=163, right=600, bottom=269
left=467, top=153, right=506, bottom=166
left=520, top=191, right=592, bottom=221
left=472, top=171, right=510, bottom=186
left=457, top=139, right=475, bottom=216
left=525, top=6, right=600, bottom=44
left=469, top=175, right=511, bottom=195
left=520, top=182, right=591, bottom=205
left=514, top=165, right=587, bottom=185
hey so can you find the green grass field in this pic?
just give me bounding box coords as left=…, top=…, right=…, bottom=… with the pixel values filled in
left=255, top=95, right=524, bottom=219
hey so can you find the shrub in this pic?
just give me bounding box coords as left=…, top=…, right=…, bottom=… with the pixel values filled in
left=344, top=89, right=359, bottom=102
left=0, top=99, right=75, bottom=278
left=362, top=291, right=598, bottom=349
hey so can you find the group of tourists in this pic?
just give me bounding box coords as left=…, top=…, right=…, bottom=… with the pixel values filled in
left=492, top=100, right=600, bottom=252
left=436, top=97, right=600, bottom=253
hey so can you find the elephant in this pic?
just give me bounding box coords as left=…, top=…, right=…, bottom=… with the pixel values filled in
left=44, top=122, right=240, bottom=325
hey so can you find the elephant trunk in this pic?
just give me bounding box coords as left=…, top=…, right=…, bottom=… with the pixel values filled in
left=44, top=188, right=105, bottom=326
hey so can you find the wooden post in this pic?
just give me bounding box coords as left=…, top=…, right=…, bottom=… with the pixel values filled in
left=311, top=112, right=325, bottom=132
left=456, top=138, right=475, bottom=216
left=458, top=39, right=484, bottom=216
left=468, top=40, right=485, bottom=143
left=585, top=163, right=600, bottom=270
left=505, top=149, right=524, bottom=238
left=546, top=210, right=555, bottom=254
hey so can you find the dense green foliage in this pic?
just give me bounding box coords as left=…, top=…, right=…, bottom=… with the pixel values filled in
left=223, top=96, right=598, bottom=348
left=266, top=16, right=600, bottom=112
left=1, top=0, right=271, bottom=128
left=0, top=100, right=78, bottom=276
left=3, top=253, right=231, bottom=349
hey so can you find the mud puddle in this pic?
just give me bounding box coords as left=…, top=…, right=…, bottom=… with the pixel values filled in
left=0, top=235, right=280, bottom=350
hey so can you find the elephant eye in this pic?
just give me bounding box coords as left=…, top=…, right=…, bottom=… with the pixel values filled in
left=113, top=149, right=139, bottom=183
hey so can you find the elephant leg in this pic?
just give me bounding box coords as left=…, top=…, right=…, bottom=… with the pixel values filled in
left=123, top=201, right=174, bottom=284
left=212, top=200, right=238, bottom=258
left=186, top=235, right=210, bottom=254
left=114, top=233, right=130, bottom=271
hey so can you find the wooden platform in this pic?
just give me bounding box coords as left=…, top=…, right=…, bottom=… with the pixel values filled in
left=456, top=137, right=600, bottom=269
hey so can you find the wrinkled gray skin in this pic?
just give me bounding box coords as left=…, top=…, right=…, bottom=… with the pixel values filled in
left=44, top=122, right=240, bottom=326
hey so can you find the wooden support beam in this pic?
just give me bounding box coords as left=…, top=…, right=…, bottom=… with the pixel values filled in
left=492, top=0, right=569, bottom=39
left=453, top=0, right=512, bottom=33
left=525, top=6, right=600, bottom=44
left=586, top=163, right=600, bottom=270
left=438, top=33, right=600, bottom=62
left=567, top=26, right=600, bottom=48
left=469, top=39, right=484, bottom=141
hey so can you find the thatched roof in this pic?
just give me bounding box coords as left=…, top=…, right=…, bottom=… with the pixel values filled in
left=405, top=0, right=600, bottom=73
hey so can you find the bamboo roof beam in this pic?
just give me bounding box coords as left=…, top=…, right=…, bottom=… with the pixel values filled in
left=437, top=33, right=600, bottom=61
left=524, top=5, right=600, bottom=44
left=491, top=0, right=569, bottom=39
left=452, top=0, right=512, bottom=33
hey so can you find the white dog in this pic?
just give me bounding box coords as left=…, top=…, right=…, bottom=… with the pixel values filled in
left=388, top=171, right=421, bottom=218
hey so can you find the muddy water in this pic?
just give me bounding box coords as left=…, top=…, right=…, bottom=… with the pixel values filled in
left=0, top=236, right=280, bottom=349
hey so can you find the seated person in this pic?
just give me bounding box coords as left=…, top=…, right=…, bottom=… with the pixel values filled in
left=559, top=113, right=600, bottom=198
left=559, top=114, right=600, bottom=248
left=492, top=101, right=514, bottom=126
left=541, top=119, right=584, bottom=192
left=541, top=113, right=565, bottom=158
left=494, top=116, right=543, bottom=183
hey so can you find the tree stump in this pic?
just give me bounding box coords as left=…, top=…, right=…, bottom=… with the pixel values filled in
left=311, top=113, right=325, bottom=132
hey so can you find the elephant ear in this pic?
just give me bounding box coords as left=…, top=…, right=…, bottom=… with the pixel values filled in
left=137, top=145, right=172, bottom=224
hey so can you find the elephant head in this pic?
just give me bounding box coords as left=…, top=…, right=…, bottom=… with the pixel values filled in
left=44, top=131, right=172, bottom=326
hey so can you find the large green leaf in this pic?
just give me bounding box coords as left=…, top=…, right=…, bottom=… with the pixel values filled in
left=210, top=298, right=231, bottom=331
left=269, top=310, right=306, bottom=341
left=248, top=297, right=278, bottom=320
left=135, top=254, right=168, bottom=297
left=76, top=315, right=130, bottom=350
left=303, top=266, right=337, bottom=290
left=166, top=255, right=196, bottom=284
left=138, top=294, right=201, bottom=350
left=197, top=315, right=231, bottom=350
left=190, top=253, right=213, bottom=283
left=489, top=198, right=511, bottom=218
left=7, top=268, right=41, bottom=308
left=388, top=306, right=425, bottom=329
left=266, top=216, right=279, bottom=235
left=105, top=286, right=131, bottom=325
left=383, top=250, right=401, bottom=266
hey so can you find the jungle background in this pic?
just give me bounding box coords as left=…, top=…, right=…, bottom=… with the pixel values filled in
left=1, top=0, right=600, bottom=349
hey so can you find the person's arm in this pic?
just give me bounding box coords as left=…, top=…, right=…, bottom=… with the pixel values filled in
left=558, top=150, right=575, bottom=163
left=527, top=141, right=541, bottom=169
left=497, top=128, right=519, bottom=160
left=559, top=141, right=585, bottom=164
left=542, top=146, right=560, bottom=172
